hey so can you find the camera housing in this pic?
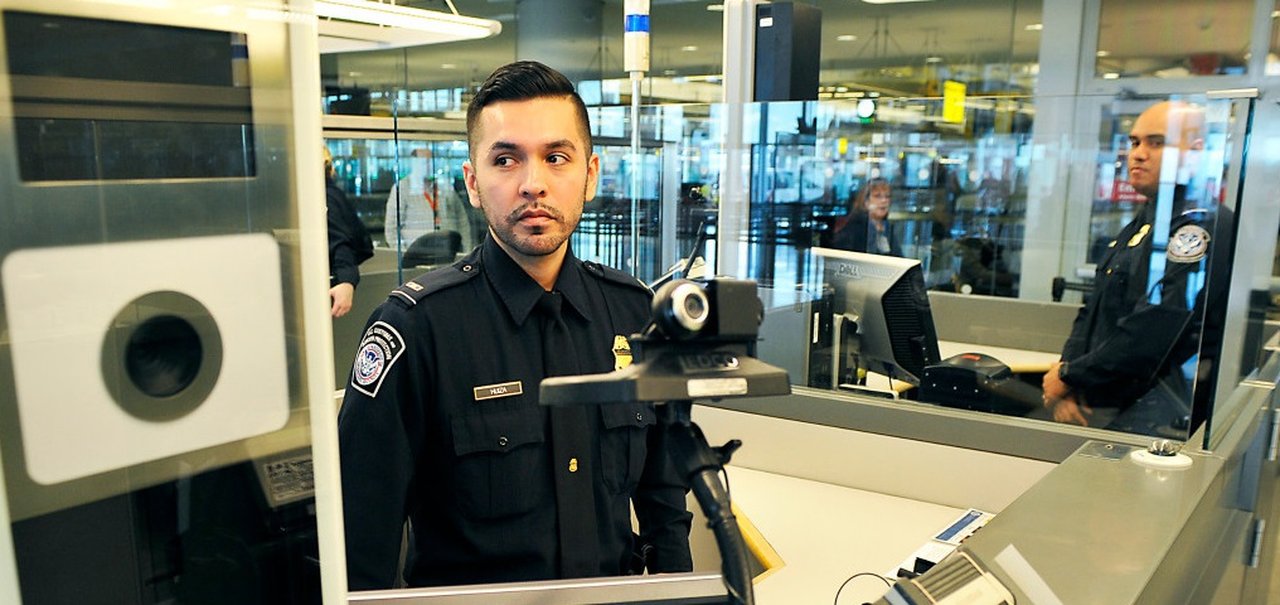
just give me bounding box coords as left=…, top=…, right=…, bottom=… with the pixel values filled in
left=651, top=278, right=764, bottom=343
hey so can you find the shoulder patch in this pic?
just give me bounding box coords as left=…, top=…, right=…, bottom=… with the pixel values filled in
left=388, top=261, right=481, bottom=307
left=351, top=320, right=407, bottom=397
left=582, top=260, right=653, bottom=295
left=1168, top=224, right=1211, bottom=263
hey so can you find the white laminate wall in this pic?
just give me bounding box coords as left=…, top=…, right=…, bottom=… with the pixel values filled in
left=692, top=406, right=1054, bottom=512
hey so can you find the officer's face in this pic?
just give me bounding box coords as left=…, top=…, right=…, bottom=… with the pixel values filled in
left=1127, top=102, right=1200, bottom=199
left=463, top=97, right=599, bottom=260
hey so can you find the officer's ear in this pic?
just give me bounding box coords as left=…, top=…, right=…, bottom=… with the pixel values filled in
left=462, top=161, right=482, bottom=210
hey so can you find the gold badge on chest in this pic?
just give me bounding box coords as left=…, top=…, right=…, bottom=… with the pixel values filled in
left=1128, top=224, right=1151, bottom=247
left=613, top=335, right=633, bottom=370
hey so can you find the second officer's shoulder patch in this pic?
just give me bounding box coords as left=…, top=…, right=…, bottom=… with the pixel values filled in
left=1168, top=224, right=1211, bottom=263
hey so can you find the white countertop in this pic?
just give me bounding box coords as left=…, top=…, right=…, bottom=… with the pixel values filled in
left=725, top=466, right=969, bottom=604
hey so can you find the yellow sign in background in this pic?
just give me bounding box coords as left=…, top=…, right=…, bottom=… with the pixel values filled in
left=943, top=80, right=966, bottom=123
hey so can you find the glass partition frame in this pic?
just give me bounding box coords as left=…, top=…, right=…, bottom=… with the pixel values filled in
left=725, top=92, right=1263, bottom=447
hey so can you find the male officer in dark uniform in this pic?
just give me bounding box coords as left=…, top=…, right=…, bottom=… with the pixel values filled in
left=337, top=61, right=692, bottom=590
left=325, top=146, right=373, bottom=318
left=1042, top=100, right=1233, bottom=437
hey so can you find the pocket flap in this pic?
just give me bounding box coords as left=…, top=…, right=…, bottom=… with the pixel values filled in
left=452, top=407, right=545, bottom=456
left=601, top=402, right=657, bottom=430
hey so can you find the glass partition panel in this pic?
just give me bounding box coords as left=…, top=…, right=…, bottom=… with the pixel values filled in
left=1096, top=0, right=1255, bottom=79
left=0, top=4, right=326, bottom=602
left=747, top=93, right=1255, bottom=444
left=324, top=104, right=721, bottom=390
left=1272, top=0, right=1280, bottom=75
left=742, top=96, right=1032, bottom=296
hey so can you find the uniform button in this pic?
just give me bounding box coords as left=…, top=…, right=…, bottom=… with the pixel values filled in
left=497, top=436, right=508, bottom=447
left=462, top=264, right=473, bottom=272
left=569, top=458, right=579, bottom=473
left=635, top=412, right=644, bottom=423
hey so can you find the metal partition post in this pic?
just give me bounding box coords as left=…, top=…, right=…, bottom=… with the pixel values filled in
left=715, top=0, right=759, bottom=278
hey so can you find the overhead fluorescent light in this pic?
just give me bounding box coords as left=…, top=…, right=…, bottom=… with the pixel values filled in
left=315, top=0, right=502, bottom=54
left=860, top=0, right=933, bottom=4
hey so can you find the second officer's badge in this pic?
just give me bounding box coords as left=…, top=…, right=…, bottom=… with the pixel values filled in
left=1168, top=224, right=1211, bottom=263
left=613, top=335, right=633, bottom=370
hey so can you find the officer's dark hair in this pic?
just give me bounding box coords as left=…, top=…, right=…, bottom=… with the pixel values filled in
left=465, top=61, right=592, bottom=159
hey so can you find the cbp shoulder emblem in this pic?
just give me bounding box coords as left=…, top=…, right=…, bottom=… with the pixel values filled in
left=351, top=320, right=407, bottom=397
left=1168, top=224, right=1211, bottom=263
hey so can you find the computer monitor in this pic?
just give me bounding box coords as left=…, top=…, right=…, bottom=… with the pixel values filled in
left=811, top=247, right=941, bottom=386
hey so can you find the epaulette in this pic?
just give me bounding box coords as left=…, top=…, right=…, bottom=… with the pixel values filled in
left=1172, top=207, right=1213, bottom=228
left=387, top=260, right=481, bottom=307
left=581, top=260, right=653, bottom=295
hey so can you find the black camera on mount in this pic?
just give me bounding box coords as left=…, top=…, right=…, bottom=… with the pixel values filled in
left=649, top=278, right=764, bottom=345
left=541, top=277, right=788, bottom=406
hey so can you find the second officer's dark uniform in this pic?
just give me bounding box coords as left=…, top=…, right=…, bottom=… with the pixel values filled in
left=1058, top=188, right=1233, bottom=436
left=338, top=234, right=693, bottom=590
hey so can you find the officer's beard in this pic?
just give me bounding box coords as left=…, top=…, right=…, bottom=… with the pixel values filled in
left=478, top=188, right=586, bottom=259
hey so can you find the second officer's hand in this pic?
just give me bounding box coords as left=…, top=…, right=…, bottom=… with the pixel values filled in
left=1050, top=395, right=1092, bottom=427
left=1041, top=360, right=1072, bottom=403
left=330, top=282, right=355, bottom=318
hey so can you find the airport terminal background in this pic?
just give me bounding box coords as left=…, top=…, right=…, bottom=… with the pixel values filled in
left=5, top=0, right=1280, bottom=604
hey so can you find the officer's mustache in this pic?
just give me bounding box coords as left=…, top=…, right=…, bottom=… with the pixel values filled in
left=506, top=203, right=565, bottom=224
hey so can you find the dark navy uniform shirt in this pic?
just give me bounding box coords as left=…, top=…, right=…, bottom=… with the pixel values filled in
left=327, top=176, right=373, bottom=288
left=338, top=234, right=693, bottom=590
left=1060, top=191, right=1232, bottom=413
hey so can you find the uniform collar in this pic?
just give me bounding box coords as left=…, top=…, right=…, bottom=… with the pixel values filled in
left=480, top=233, right=593, bottom=327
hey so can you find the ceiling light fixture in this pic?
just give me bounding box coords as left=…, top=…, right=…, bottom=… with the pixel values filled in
left=1024, top=23, right=1043, bottom=31
left=706, top=4, right=725, bottom=11
left=836, top=34, right=857, bottom=42
left=860, top=0, right=933, bottom=4
left=314, top=0, right=502, bottom=54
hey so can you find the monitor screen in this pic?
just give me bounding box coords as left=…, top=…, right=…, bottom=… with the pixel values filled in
left=812, top=247, right=941, bottom=385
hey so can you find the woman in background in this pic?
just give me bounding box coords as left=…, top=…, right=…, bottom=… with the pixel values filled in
left=832, top=178, right=900, bottom=256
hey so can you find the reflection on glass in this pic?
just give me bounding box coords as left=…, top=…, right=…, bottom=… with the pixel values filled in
left=746, top=97, right=1032, bottom=296
left=1270, top=1, right=1280, bottom=75
left=1096, top=0, right=1253, bottom=78
left=750, top=94, right=1250, bottom=442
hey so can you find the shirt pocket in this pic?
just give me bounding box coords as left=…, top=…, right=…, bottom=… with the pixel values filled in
left=450, top=406, right=548, bottom=520
left=599, top=402, right=657, bottom=495
left=1099, top=265, right=1132, bottom=320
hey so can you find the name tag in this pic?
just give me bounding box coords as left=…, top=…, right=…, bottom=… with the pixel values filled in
left=473, top=381, right=523, bottom=401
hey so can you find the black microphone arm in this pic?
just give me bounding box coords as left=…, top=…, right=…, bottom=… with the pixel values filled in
left=541, top=284, right=790, bottom=605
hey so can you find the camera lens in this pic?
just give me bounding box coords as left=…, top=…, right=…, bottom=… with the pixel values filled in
left=682, top=292, right=706, bottom=319
left=125, top=315, right=202, bottom=398
left=652, top=280, right=710, bottom=339
left=102, top=290, right=222, bottom=422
